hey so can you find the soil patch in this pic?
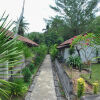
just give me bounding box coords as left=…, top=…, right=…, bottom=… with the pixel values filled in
left=63, top=65, right=92, bottom=94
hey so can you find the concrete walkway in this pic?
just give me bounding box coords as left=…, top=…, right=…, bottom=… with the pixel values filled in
left=30, top=55, right=57, bottom=100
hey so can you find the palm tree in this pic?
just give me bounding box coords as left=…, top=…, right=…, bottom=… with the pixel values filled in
left=13, top=17, right=29, bottom=36
left=0, top=14, right=23, bottom=99
left=13, top=0, right=29, bottom=36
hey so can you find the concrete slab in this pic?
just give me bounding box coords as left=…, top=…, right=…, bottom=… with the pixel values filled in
left=81, top=95, right=100, bottom=100
left=30, top=55, right=57, bottom=100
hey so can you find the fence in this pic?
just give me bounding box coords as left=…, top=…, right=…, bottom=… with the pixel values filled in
left=55, top=59, right=75, bottom=100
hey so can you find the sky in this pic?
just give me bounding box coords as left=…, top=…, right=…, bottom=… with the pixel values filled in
left=0, top=0, right=100, bottom=33
left=0, top=0, right=56, bottom=33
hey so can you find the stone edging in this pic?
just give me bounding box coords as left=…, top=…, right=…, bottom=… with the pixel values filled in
left=51, top=62, right=66, bottom=100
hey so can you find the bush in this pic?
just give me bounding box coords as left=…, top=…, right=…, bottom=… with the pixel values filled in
left=66, top=56, right=82, bottom=71
left=35, top=56, right=41, bottom=66
left=77, top=78, right=85, bottom=98
left=50, top=44, right=58, bottom=61
left=93, top=82, right=99, bottom=94
left=22, top=67, right=32, bottom=82
left=29, top=63, right=34, bottom=73
left=68, top=47, right=75, bottom=55
left=23, top=45, right=33, bottom=59
left=10, top=79, right=27, bottom=96
left=32, top=44, right=47, bottom=66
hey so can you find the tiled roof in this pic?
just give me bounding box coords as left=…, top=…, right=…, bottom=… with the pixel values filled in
left=18, top=35, right=38, bottom=46
left=57, top=45, right=67, bottom=49
left=57, top=35, right=79, bottom=49
left=57, top=38, right=73, bottom=49
left=60, top=38, right=73, bottom=46
left=5, top=29, right=38, bottom=46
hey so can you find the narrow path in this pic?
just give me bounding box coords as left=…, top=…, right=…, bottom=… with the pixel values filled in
left=30, top=55, right=57, bottom=100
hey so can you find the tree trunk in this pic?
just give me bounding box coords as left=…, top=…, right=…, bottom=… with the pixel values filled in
left=76, top=46, right=81, bottom=57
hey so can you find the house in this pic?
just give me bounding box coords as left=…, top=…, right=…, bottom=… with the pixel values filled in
left=57, top=37, right=78, bottom=62
left=57, top=36, right=100, bottom=63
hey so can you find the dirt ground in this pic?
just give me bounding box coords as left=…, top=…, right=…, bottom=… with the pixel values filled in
left=63, top=66, right=92, bottom=94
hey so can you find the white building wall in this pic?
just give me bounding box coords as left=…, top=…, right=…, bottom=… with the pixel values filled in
left=80, top=46, right=97, bottom=63
left=62, top=46, right=99, bottom=63
left=64, top=48, right=70, bottom=60
left=63, top=47, right=78, bottom=60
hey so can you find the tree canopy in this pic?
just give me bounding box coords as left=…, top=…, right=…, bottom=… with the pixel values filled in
left=50, top=0, right=99, bottom=36
left=13, top=17, right=29, bottom=36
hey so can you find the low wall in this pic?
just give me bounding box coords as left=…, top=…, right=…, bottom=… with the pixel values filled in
left=0, top=57, right=33, bottom=80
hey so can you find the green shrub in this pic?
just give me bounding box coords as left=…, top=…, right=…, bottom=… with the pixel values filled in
left=77, top=78, right=85, bottom=98
left=29, top=63, right=34, bottom=73
left=50, top=44, right=58, bottom=61
left=35, top=56, right=41, bottom=66
left=93, top=82, right=99, bottom=94
left=68, top=47, right=75, bottom=55
left=32, top=44, right=47, bottom=66
left=66, top=56, right=82, bottom=71
left=23, top=45, right=33, bottom=59
left=22, top=67, right=32, bottom=82
left=10, top=79, right=27, bottom=96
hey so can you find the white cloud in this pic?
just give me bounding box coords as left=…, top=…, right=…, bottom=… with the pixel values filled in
left=0, top=0, right=56, bottom=32
left=96, top=3, right=100, bottom=16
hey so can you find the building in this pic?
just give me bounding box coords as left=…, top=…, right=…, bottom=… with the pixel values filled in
left=57, top=37, right=100, bottom=63
left=0, top=29, right=38, bottom=80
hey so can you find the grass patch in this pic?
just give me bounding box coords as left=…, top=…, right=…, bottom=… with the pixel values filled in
left=81, top=64, right=100, bottom=91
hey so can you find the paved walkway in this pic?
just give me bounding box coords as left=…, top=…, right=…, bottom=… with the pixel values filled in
left=30, top=55, right=57, bottom=100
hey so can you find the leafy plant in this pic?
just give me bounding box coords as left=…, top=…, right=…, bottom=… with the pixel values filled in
left=32, top=44, right=47, bottom=66
left=23, top=44, right=33, bottom=59
left=50, top=44, right=58, bottom=61
left=34, top=56, right=41, bottom=66
left=0, top=79, right=13, bottom=100
left=77, top=78, right=85, bottom=98
left=68, top=47, right=75, bottom=55
left=10, top=79, right=27, bottom=96
left=71, top=33, right=100, bottom=78
left=66, top=56, right=82, bottom=71
left=28, top=63, right=34, bottom=73
left=22, top=67, right=32, bottom=82
left=93, top=82, right=99, bottom=94
left=0, top=13, right=23, bottom=99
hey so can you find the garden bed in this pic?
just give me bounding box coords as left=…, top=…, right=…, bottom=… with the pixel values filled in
left=10, top=65, right=39, bottom=100
left=62, top=64, right=93, bottom=94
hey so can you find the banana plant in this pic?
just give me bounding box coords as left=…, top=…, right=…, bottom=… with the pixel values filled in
left=0, top=13, right=23, bottom=99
